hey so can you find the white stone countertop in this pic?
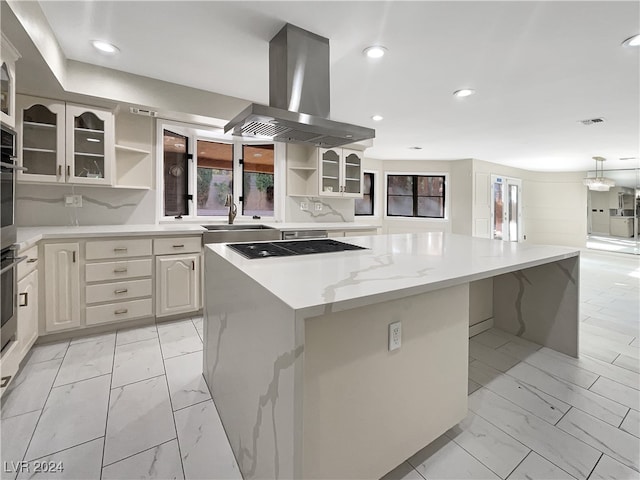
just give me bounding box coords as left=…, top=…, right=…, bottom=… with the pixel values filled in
left=206, top=232, right=580, bottom=318
left=15, top=222, right=381, bottom=251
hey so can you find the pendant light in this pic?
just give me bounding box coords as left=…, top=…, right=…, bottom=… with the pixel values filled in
left=583, top=156, right=615, bottom=191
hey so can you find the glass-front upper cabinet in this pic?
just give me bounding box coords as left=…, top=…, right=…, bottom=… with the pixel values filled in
left=17, top=96, right=114, bottom=185
left=17, top=96, right=65, bottom=183
left=1, top=33, right=21, bottom=128
left=65, top=104, right=113, bottom=185
left=318, top=147, right=363, bottom=198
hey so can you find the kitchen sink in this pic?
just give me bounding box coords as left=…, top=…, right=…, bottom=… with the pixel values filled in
left=203, top=224, right=275, bottom=231
left=202, top=224, right=281, bottom=244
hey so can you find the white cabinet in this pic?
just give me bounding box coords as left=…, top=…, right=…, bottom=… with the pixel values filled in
left=84, top=238, right=153, bottom=326
left=44, top=243, right=81, bottom=332
left=17, top=270, right=38, bottom=359
left=318, top=148, right=363, bottom=198
left=156, top=254, right=200, bottom=317
left=17, top=95, right=114, bottom=185
left=286, top=144, right=364, bottom=198
left=0, top=33, right=20, bottom=128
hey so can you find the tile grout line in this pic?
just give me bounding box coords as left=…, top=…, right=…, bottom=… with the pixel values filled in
left=503, top=449, right=532, bottom=480
left=99, top=332, right=118, bottom=480
left=101, top=437, right=178, bottom=469
left=172, top=396, right=212, bottom=414
left=468, top=393, right=591, bottom=480
left=554, top=406, right=572, bottom=426
left=617, top=407, right=631, bottom=429
left=18, top=342, right=70, bottom=467
left=585, top=453, right=604, bottom=480
left=157, top=328, right=188, bottom=480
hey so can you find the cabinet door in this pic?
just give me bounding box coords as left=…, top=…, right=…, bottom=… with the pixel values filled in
left=156, top=254, right=200, bottom=317
left=318, top=148, right=342, bottom=197
left=17, top=269, right=38, bottom=358
left=342, top=149, right=363, bottom=197
left=17, top=96, right=66, bottom=183
left=66, top=104, right=114, bottom=185
left=44, top=243, right=81, bottom=332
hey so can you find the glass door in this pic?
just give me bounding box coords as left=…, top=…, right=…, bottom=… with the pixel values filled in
left=492, top=176, right=522, bottom=242
left=18, top=100, right=65, bottom=183
left=343, top=150, right=362, bottom=196
left=319, top=148, right=341, bottom=196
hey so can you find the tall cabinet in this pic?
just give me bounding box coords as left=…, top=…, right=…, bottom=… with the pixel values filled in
left=17, top=95, right=114, bottom=185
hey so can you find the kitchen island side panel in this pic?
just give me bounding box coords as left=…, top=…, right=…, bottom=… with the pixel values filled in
left=492, top=255, right=580, bottom=357
left=203, top=252, right=303, bottom=479
left=303, top=283, right=469, bottom=479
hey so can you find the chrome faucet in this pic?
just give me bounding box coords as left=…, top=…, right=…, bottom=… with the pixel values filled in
left=224, top=194, right=237, bottom=224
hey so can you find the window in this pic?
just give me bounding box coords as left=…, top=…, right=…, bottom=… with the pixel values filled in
left=159, top=121, right=278, bottom=220
left=386, top=174, right=445, bottom=218
left=242, top=144, right=274, bottom=217
left=355, top=172, right=375, bottom=215
left=197, top=140, right=233, bottom=216
left=163, top=129, right=189, bottom=217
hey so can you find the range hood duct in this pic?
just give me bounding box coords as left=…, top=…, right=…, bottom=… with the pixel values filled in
left=224, top=23, right=375, bottom=148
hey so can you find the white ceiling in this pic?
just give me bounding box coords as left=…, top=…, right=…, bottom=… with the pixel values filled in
left=38, top=1, right=640, bottom=172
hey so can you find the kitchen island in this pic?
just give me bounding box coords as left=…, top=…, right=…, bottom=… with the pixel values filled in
left=203, top=233, right=580, bottom=479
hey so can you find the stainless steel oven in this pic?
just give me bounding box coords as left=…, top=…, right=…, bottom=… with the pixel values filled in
left=1, top=122, right=24, bottom=354
left=1, top=123, right=18, bottom=251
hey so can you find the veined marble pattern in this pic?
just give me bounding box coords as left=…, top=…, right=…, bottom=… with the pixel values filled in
left=1, top=251, right=639, bottom=480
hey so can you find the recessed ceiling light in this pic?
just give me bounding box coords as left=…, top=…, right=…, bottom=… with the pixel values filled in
left=453, top=89, right=476, bottom=98
left=622, top=34, right=640, bottom=47
left=620, top=157, right=637, bottom=161
left=371, top=114, right=384, bottom=121
left=363, top=46, right=387, bottom=59
left=91, top=40, right=120, bottom=54
left=409, top=146, right=423, bottom=150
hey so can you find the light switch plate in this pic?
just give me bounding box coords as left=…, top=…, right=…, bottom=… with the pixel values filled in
left=64, top=194, right=83, bottom=207
left=389, top=322, right=401, bottom=351
left=300, top=202, right=308, bottom=211
left=314, top=202, right=323, bottom=211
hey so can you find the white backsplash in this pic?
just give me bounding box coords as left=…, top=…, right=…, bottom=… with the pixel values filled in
left=285, top=197, right=354, bottom=223
left=16, top=184, right=156, bottom=226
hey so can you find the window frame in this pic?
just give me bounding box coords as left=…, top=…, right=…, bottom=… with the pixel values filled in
left=384, top=172, right=449, bottom=221
left=355, top=171, right=376, bottom=217
left=156, top=120, right=281, bottom=223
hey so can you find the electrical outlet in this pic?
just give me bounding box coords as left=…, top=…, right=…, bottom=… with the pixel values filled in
left=314, top=202, right=323, bottom=211
left=389, top=322, right=401, bottom=351
left=64, top=195, right=83, bottom=207
left=300, top=202, right=308, bottom=211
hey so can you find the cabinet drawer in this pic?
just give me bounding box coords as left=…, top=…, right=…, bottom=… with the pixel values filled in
left=86, top=238, right=152, bottom=260
left=17, top=245, right=38, bottom=280
left=86, top=258, right=152, bottom=282
left=86, top=298, right=153, bottom=326
left=154, top=236, right=202, bottom=255
left=86, top=278, right=152, bottom=305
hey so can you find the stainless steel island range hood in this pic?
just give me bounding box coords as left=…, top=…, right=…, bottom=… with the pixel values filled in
left=224, top=24, right=375, bottom=148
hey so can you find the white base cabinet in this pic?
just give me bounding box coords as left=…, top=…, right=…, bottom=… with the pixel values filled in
left=156, top=254, right=200, bottom=317
left=44, top=243, right=81, bottom=333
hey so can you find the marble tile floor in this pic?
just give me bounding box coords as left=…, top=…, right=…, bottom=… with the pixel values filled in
left=1, top=248, right=638, bottom=480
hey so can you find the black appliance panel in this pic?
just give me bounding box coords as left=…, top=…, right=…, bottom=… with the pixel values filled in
left=227, top=238, right=367, bottom=259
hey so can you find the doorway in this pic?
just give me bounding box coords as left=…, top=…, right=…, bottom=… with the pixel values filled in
left=491, top=175, right=522, bottom=242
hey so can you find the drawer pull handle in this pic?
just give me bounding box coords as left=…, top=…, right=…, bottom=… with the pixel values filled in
left=192, top=260, right=195, bottom=270
left=114, top=309, right=128, bottom=315
left=0, top=376, right=11, bottom=388
left=19, top=292, right=28, bottom=307
left=114, top=268, right=128, bottom=273
left=58, top=165, right=62, bottom=176
left=72, top=251, right=76, bottom=263
left=173, top=244, right=185, bottom=248
left=114, top=247, right=128, bottom=252
left=114, top=288, right=128, bottom=294
left=27, top=258, right=38, bottom=263
left=67, top=165, right=71, bottom=177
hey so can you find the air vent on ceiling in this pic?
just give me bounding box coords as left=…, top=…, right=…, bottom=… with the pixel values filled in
left=130, top=107, right=158, bottom=117
left=578, top=117, right=605, bottom=125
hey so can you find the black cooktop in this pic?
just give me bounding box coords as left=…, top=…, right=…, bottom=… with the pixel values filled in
left=227, top=239, right=367, bottom=259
